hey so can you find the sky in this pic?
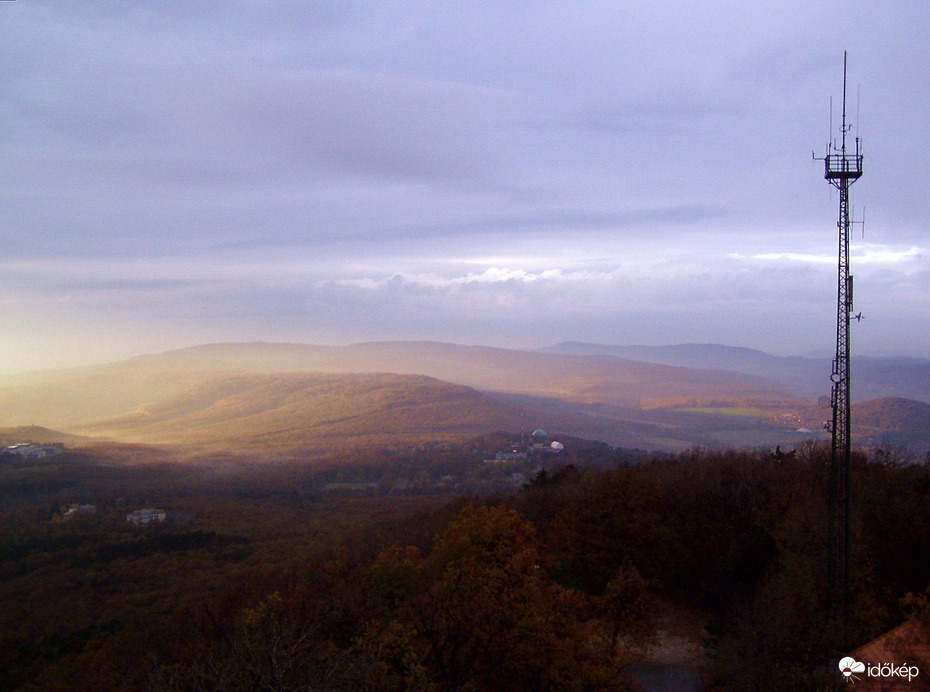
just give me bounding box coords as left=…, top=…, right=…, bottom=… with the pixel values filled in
left=1, top=1, right=929, bottom=373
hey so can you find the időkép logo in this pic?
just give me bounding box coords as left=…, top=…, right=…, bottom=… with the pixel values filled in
left=839, top=656, right=920, bottom=683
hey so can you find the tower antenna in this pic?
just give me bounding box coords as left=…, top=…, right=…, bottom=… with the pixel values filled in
left=814, top=51, right=863, bottom=622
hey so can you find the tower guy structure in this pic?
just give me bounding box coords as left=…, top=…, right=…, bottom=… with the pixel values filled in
left=815, top=52, right=862, bottom=619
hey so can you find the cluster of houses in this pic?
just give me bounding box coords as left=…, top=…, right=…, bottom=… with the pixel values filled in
left=482, top=430, right=567, bottom=487
left=3, top=443, right=170, bottom=526
left=2, top=443, right=62, bottom=460
left=484, top=429, right=565, bottom=464
left=55, top=504, right=169, bottom=526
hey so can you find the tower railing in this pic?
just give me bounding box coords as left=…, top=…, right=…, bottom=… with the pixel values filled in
left=825, top=152, right=863, bottom=180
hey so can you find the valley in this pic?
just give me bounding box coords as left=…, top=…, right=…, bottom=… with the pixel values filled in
left=2, top=340, right=929, bottom=457
left=1, top=341, right=929, bottom=690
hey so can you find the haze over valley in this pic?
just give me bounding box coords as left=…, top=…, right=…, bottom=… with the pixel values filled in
left=3, top=4, right=930, bottom=688
left=3, top=340, right=930, bottom=456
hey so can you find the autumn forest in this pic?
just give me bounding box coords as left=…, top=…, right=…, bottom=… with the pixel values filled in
left=1, top=435, right=929, bottom=691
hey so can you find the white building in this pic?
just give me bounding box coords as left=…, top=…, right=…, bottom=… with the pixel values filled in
left=63, top=504, right=97, bottom=521
left=126, top=508, right=167, bottom=526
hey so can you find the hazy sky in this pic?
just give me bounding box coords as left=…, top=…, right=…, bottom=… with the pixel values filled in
left=2, top=1, right=928, bottom=372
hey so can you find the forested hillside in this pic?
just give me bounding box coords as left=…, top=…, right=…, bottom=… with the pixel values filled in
left=72, top=372, right=538, bottom=456
left=5, top=342, right=930, bottom=454
left=0, top=341, right=800, bottom=429
left=854, top=397, right=930, bottom=452
left=0, top=341, right=825, bottom=454
left=1, top=440, right=927, bottom=690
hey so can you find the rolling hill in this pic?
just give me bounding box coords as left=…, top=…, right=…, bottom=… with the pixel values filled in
left=0, top=341, right=800, bottom=428
left=95, top=340, right=802, bottom=406
left=71, top=372, right=541, bottom=456
left=0, top=426, right=88, bottom=448
left=543, top=342, right=930, bottom=404
left=0, top=341, right=927, bottom=455
left=854, top=397, right=930, bottom=453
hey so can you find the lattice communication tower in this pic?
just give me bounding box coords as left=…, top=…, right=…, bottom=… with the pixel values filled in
left=814, top=52, right=862, bottom=619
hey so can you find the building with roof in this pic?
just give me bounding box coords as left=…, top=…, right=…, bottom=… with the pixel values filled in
left=126, top=508, right=167, bottom=526
left=848, top=618, right=929, bottom=690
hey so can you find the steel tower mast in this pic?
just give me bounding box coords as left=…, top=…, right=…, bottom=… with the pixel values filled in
left=816, top=52, right=862, bottom=619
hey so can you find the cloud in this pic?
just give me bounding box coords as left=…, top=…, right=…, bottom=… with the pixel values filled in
left=2, top=1, right=930, bottom=369
left=855, top=245, right=923, bottom=266
left=744, top=252, right=836, bottom=265
left=747, top=244, right=925, bottom=270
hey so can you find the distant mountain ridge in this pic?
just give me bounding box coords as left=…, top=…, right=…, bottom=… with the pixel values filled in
left=108, top=340, right=800, bottom=409
left=0, top=426, right=88, bottom=447
left=1, top=341, right=929, bottom=455
left=543, top=342, right=784, bottom=371
left=0, top=341, right=803, bottom=454
left=543, top=342, right=930, bottom=404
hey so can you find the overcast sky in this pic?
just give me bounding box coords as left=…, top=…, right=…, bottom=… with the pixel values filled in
left=1, top=1, right=928, bottom=372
